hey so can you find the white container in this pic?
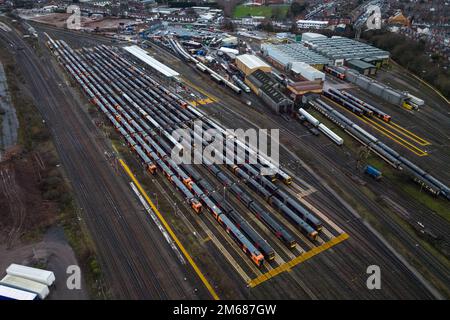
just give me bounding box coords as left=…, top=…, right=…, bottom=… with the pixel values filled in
left=299, top=108, right=320, bottom=127
left=6, top=263, right=55, bottom=286
left=318, top=123, right=343, bottom=145
left=0, top=284, right=38, bottom=300
left=0, top=275, right=49, bottom=300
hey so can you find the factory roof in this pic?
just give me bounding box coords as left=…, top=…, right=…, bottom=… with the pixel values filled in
left=346, top=59, right=376, bottom=70
left=261, top=43, right=331, bottom=66
left=236, top=54, right=271, bottom=70
left=247, top=70, right=289, bottom=104
left=123, top=45, right=180, bottom=78
left=304, top=36, right=390, bottom=61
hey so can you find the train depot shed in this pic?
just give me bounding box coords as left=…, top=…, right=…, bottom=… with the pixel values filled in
left=123, top=45, right=180, bottom=78
left=245, top=69, right=293, bottom=113
left=303, top=36, right=390, bottom=66
left=235, top=54, right=272, bottom=76
left=261, top=43, right=331, bottom=71
left=346, top=59, right=377, bottom=76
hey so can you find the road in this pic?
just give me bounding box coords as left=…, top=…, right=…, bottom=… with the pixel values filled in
left=0, top=22, right=210, bottom=299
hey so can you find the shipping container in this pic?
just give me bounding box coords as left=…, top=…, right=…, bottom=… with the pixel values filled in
left=365, top=165, right=382, bottom=180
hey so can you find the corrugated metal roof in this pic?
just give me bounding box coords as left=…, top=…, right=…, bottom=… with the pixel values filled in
left=261, top=43, right=331, bottom=66
left=304, top=37, right=390, bottom=61
left=347, top=59, right=375, bottom=70
left=123, top=45, right=180, bottom=78
left=236, top=54, right=271, bottom=70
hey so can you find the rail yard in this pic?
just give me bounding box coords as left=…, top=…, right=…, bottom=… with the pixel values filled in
left=0, top=13, right=449, bottom=303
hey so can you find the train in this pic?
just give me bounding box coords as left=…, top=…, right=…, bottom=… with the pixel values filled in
left=324, top=65, right=345, bottom=80
left=182, top=164, right=276, bottom=260
left=338, top=90, right=392, bottom=122
left=323, top=89, right=364, bottom=116
left=56, top=41, right=272, bottom=267
left=310, top=98, right=450, bottom=200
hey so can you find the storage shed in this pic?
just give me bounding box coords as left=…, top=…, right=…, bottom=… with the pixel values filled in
left=235, top=54, right=272, bottom=76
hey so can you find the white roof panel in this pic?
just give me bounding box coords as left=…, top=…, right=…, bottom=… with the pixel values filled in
left=236, top=54, right=271, bottom=70
left=7, top=263, right=55, bottom=286
left=0, top=285, right=37, bottom=300
left=123, top=45, right=180, bottom=78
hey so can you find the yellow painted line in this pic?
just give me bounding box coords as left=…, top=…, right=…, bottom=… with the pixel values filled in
left=322, top=97, right=428, bottom=157
left=119, top=159, right=220, bottom=300
left=248, top=233, right=349, bottom=288
left=181, top=77, right=219, bottom=103
left=385, top=121, right=431, bottom=146
left=363, top=116, right=428, bottom=156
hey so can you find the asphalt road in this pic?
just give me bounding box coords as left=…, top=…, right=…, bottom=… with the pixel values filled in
left=0, top=23, right=210, bottom=299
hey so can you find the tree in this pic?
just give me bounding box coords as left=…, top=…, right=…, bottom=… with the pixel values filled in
left=287, top=1, right=308, bottom=18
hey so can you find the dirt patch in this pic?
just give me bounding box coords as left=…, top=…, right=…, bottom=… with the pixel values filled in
left=0, top=148, right=59, bottom=247
left=0, top=226, right=89, bottom=299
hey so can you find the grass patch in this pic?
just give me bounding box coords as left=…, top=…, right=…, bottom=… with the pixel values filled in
left=233, top=4, right=289, bottom=19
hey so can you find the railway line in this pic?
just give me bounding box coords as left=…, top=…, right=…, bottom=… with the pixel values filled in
left=48, top=39, right=349, bottom=290
left=163, top=58, right=447, bottom=297
left=0, top=23, right=209, bottom=299
left=2, top=21, right=447, bottom=299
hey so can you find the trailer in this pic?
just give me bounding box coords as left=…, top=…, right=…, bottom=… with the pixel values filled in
left=0, top=275, right=49, bottom=300
left=0, top=285, right=38, bottom=300
left=6, top=264, right=55, bottom=286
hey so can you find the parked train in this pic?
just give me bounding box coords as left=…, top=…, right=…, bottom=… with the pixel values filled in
left=338, top=90, right=392, bottom=122
left=310, top=98, right=450, bottom=200
left=324, top=65, right=345, bottom=80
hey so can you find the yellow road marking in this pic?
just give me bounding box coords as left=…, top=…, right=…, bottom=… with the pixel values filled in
left=182, top=77, right=219, bottom=103
left=385, top=120, right=431, bottom=146
left=322, top=97, right=428, bottom=156
left=363, top=116, right=428, bottom=156
left=119, top=159, right=220, bottom=300
left=248, top=233, right=349, bottom=288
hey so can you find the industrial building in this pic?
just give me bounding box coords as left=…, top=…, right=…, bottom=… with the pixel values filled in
left=123, top=45, right=180, bottom=78
left=345, top=59, right=377, bottom=75
left=261, top=43, right=331, bottom=71
left=296, top=20, right=329, bottom=30
left=303, top=36, right=390, bottom=66
left=235, top=54, right=272, bottom=76
left=287, top=81, right=323, bottom=102
left=245, top=70, right=293, bottom=113
left=290, top=61, right=325, bottom=81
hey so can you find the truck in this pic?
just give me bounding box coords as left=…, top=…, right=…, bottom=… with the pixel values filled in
left=365, top=165, right=382, bottom=180
left=0, top=275, right=49, bottom=299
left=0, top=285, right=38, bottom=300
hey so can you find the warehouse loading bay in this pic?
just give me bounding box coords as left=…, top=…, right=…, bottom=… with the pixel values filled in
left=3, top=20, right=448, bottom=300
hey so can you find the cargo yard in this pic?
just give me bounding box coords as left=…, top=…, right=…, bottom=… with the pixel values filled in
left=0, top=7, right=449, bottom=302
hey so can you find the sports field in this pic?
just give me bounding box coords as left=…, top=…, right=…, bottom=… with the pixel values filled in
left=233, top=4, right=289, bottom=18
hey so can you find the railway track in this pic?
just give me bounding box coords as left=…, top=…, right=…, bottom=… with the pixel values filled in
left=0, top=23, right=206, bottom=299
